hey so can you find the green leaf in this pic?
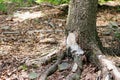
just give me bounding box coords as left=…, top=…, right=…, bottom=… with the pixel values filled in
left=19, top=64, right=28, bottom=71
left=114, top=31, right=120, bottom=39
left=29, top=72, right=38, bottom=79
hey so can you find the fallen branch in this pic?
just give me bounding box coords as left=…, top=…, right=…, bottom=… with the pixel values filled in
left=2, top=31, right=20, bottom=34
left=27, top=30, right=64, bottom=34
left=18, top=5, right=40, bottom=10
left=40, top=38, right=58, bottom=44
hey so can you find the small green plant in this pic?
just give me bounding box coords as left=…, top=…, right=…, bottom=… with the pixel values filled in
left=0, top=3, right=7, bottom=13
left=19, top=64, right=28, bottom=71
left=115, top=31, right=120, bottom=39
left=117, top=6, right=120, bottom=11
left=29, top=72, right=39, bottom=79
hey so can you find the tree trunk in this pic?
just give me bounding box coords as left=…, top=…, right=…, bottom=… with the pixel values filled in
left=66, top=0, right=102, bottom=49
left=66, top=0, right=104, bottom=67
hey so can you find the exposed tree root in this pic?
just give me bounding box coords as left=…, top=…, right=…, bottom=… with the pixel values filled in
left=39, top=38, right=67, bottom=80
left=91, top=43, right=120, bottom=80
left=40, top=32, right=120, bottom=80
left=65, top=32, right=84, bottom=80
left=98, top=55, right=120, bottom=80
left=66, top=56, right=82, bottom=80
left=40, top=32, right=84, bottom=80
left=25, top=40, right=66, bottom=66
left=40, top=48, right=66, bottom=80
left=66, top=73, right=80, bottom=80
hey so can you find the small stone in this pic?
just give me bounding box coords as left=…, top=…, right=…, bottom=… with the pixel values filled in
left=58, top=62, right=69, bottom=71
left=6, top=16, right=13, bottom=21
left=72, top=63, right=78, bottom=72
left=103, top=31, right=111, bottom=36
left=0, top=26, right=11, bottom=31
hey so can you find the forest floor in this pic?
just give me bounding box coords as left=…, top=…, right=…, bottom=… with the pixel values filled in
left=0, top=2, right=120, bottom=80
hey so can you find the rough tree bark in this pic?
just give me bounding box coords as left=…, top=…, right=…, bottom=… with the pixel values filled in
left=66, top=0, right=101, bottom=67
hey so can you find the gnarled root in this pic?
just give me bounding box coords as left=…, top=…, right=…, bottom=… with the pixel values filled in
left=91, top=43, right=120, bottom=80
